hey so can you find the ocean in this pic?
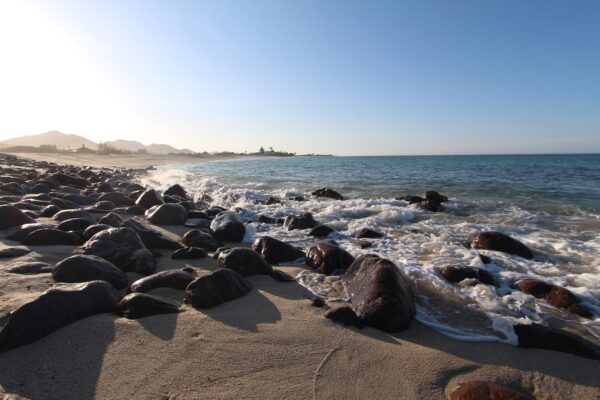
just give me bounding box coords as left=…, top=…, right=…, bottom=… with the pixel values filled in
left=141, top=154, right=600, bottom=344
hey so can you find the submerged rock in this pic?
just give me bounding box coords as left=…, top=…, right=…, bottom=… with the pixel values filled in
left=515, top=279, right=592, bottom=318
left=218, top=247, right=273, bottom=277
left=423, top=190, right=448, bottom=203
left=283, top=212, right=318, bottom=230
left=118, top=293, right=179, bottom=319
left=439, top=266, right=496, bottom=286
left=355, top=227, right=384, bottom=239
left=469, top=231, right=534, bottom=259
left=53, top=255, right=128, bottom=289
left=210, top=212, right=246, bottom=242
left=185, top=269, right=252, bottom=308
left=309, top=225, right=335, bottom=237
left=251, top=236, right=305, bottom=264
left=312, top=188, right=343, bottom=200
left=306, top=240, right=354, bottom=275
left=129, top=268, right=196, bottom=293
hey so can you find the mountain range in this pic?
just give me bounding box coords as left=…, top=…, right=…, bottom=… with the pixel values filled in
left=0, top=131, right=195, bottom=154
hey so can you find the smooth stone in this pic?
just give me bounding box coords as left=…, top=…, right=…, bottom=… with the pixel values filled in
left=0, top=205, right=35, bottom=229
left=98, top=212, right=123, bottom=227
left=171, top=247, right=208, bottom=259
left=5, top=223, right=56, bottom=242
left=257, top=215, right=277, bottom=224
left=183, top=218, right=211, bottom=229
left=283, top=212, right=318, bottom=230
left=355, top=227, right=384, bottom=239
left=312, top=187, right=343, bottom=200
left=0, top=247, right=31, bottom=259
left=251, top=236, right=305, bottom=264
left=469, top=231, right=534, bottom=259
left=38, top=204, right=61, bottom=217
left=309, top=225, right=335, bottom=237
left=163, top=184, right=187, bottom=198
left=135, top=189, right=164, bottom=209
left=118, top=293, right=179, bottom=319
left=145, top=203, right=188, bottom=225
left=306, top=240, right=355, bottom=275
left=97, top=192, right=134, bottom=207
left=57, top=218, right=93, bottom=232
left=52, top=209, right=96, bottom=223
left=22, top=229, right=82, bottom=246
left=515, top=279, right=592, bottom=318
left=82, top=224, right=111, bottom=241
left=49, top=172, right=88, bottom=188
left=218, top=247, right=273, bottom=277
left=439, top=266, right=496, bottom=286
left=185, top=269, right=252, bottom=309
left=324, top=306, right=363, bottom=328
left=6, top=262, right=53, bottom=274
left=210, top=211, right=246, bottom=242
left=53, top=255, right=128, bottom=289
left=94, top=200, right=116, bottom=211
left=181, top=229, right=221, bottom=251
left=121, top=219, right=182, bottom=250
left=130, top=268, right=196, bottom=293
left=514, top=323, right=600, bottom=360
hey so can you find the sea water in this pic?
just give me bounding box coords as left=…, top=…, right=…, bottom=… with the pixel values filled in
left=141, top=154, right=600, bottom=345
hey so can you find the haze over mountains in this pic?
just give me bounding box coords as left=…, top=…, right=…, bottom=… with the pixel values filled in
left=0, top=131, right=195, bottom=154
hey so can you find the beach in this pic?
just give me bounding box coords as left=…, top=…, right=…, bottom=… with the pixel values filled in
left=0, top=152, right=599, bottom=400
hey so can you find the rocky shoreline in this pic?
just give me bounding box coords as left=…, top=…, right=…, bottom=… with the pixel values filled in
left=0, top=153, right=598, bottom=399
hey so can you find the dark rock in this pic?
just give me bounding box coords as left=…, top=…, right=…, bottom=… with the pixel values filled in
left=418, top=199, right=444, bottom=212
left=218, top=247, right=273, bottom=277
left=269, top=269, right=296, bottom=282
left=291, top=196, right=306, bottom=201
left=324, top=306, right=363, bottom=328
left=52, top=209, right=96, bottom=224
left=98, top=212, right=123, bottom=227
left=0, top=205, right=35, bottom=229
left=283, top=212, right=318, bottom=230
left=0, top=247, right=31, bottom=259
left=6, top=262, right=53, bottom=274
left=439, top=266, right=496, bottom=286
left=53, top=255, right=128, bottom=289
left=514, top=323, right=600, bottom=360
left=205, top=206, right=227, bottom=217
left=210, top=212, right=246, bottom=242
left=0, top=281, right=119, bottom=352
left=94, top=200, right=116, bottom=211
left=61, top=194, right=95, bottom=206
left=38, top=204, right=61, bottom=217
left=0, top=182, right=25, bottom=195
left=355, top=228, right=384, bottom=239
left=50, top=197, right=80, bottom=210
left=187, top=210, right=210, bottom=219
left=479, top=254, right=492, bottom=264
left=82, top=224, right=111, bottom=241
left=123, top=206, right=146, bottom=215
left=97, top=192, right=135, bottom=207
left=311, top=298, right=325, bottom=308
left=135, top=189, right=163, bottom=209
left=30, top=183, right=51, bottom=194
left=312, top=188, right=343, bottom=200
left=469, top=232, right=533, bottom=259
left=164, top=184, right=187, bottom=198
left=57, top=218, right=93, bottom=232
left=14, top=202, right=43, bottom=212
left=343, top=254, right=415, bottom=332
left=309, top=225, right=335, bottom=237
left=423, top=190, right=448, bottom=203
left=355, top=240, right=373, bottom=249
left=395, top=195, right=424, bottom=203
left=130, top=268, right=196, bottom=293
left=183, top=218, right=211, bottom=229
left=79, top=227, right=156, bottom=275
left=306, top=240, right=354, bottom=275
left=171, top=247, right=208, bottom=259
left=448, top=381, right=533, bottom=400
left=516, top=279, right=592, bottom=318
left=185, top=269, right=252, bottom=309
left=257, top=215, right=277, bottom=224
left=118, top=293, right=179, bottom=319
left=97, top=182, right=114, bottom=192
left=181, top=229, right=221, bottom=251
left=22, top=229, right=82, bottom=246
left=251, top=236, right=305, bottom=264
left=213, top=246, right=230, bottom=259
left=49, top=172, right=88, bottom=188
left=118, top=219, right=181, bottom=250
left=145, top=203, right=187, bottom=225
left=5, top=223, right=56, bottom=241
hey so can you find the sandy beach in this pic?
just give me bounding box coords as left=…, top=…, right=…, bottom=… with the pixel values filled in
left=0, top=153, right=598, bottom=400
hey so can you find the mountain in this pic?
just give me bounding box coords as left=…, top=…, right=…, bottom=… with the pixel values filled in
left=0, top=130, right=98, bottom=150
left=104, top=140, right=146, bottom=152
left=105, top=140, right=194, bottom=155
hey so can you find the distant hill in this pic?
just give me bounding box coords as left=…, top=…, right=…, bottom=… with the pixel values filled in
left=0, top=131, right=98, bottom=150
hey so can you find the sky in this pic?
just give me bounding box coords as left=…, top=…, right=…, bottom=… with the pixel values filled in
left=0, top=0, right=599, bottom=155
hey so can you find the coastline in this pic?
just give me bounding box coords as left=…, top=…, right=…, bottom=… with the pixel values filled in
left=0, top=153, right=598, bottom=399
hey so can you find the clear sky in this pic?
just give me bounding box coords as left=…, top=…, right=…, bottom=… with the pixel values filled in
left=0, top=0, right=599, bottom=155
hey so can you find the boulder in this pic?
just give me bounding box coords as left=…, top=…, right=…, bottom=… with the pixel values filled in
left=0, top=205, right=35, bottom=229
left=6, top=261, right=53, bottom=274
left=97, top=182, right=114, bottom=193
left=145, top=203, right=187, bottom=225
left=52, top=209, right=96, bottom=224
left=469, top=232, right=533, bottom=259
left=325, top=306, right=364, bottom=329
left=130, top=268, right=196, bottom=293
left=94, top=201, right=116, bottom=211
left=185, top=269, right=252, bottom=308
left=97, top=192, right=134, bottom=207
left=439, top=266, right=496, bottom=286
left=251, top=236, right=305, bottom=264
left=312, top=188, right=343, bottom=200
left=164, top=184, right=187, bottom=198
left=121, top=219, right=181, bottom=250
left=515, top=279, right=592, bottom=318
left=448, top=381, right=533, bottom=400
left=270, top=269, right=296, bottom=282
left=218, top=247, right=273, bottom=277
left=183, top=218, right=211, bottom=229
left=49, top=172, right=88, bottom=188
left=0, top=281, right=119, bottom=352
left=53, top=255, right=128, bottom=289
left=210, top=212, right=246, bottom=242
left=306, top=240, right=354, bottom=275
left=423, top=190, right=448, bottom=203
left=135, top=189, right=163, bottom=209
left=56, top=218, right=93, bottom=232
left=514, top=323, right=600, bottom=360
left=22, top=229, right=82, bottom=246
left=355, top=228, right=384, bottom=239
left=0, top=247, right=31, bottom=259
left=283, top=212, right=318, bottom=230
left=343, top=254, right=415, bottom=332
left=118, top=293, right=179, bottom=319
left=82, top=224, right=111, bottom=241
left=38, top=204, right=61, bottom=217
left=309, top=225, right=335, bottom=237
left=395, top=195, right=423, bottom=203
left=181, top=229, right=221, bottom=251
left=98, top=212, right=123, bottom=227
left=418, top=199, right=444, bottom=212
left=171, top=247, right=208, bottom=259
left=5, top=223, right=56, bottom=242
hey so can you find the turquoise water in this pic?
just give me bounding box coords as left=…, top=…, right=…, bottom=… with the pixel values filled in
left=143, top=154, right=600, bottom=344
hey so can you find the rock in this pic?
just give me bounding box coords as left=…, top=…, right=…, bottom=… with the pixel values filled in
left=309, top=225, right=335, bottom=237
left=79, top=227, right=156, bottom=275
left=257, top=215, right=277, bottom=224
left=130, top=268, right=196, bottom=293
left=22, top=229, right=82, bottom=246
left=395, top=195, right=424, bottom=203
left=121, top=219, right=181, bottom=250
left=0, top=281, right=119, bottom=352
left=418, top=199, right=444, bottom=212
left=123, top=205, right=146, bottom=215
left=324, top=306, right=363, bottom=328
left=251, top=236, right=305, bottom=264
left=38, top=204, right=61, bottom=217
left=187, top=210, right=210, bottom=219
left=311, top=298, right=325, bottom=308
left=82, top=224, right=111, bottom=241
left=97, top=192, right=134, bottom=207
left=52, top=209, right=96, bottom=224
left=50, top=197, right=80, bottom=210
left=61, top=194, right=95, bottom=206
left=171, top=247, right=208, bottom=259
left=145, top=203, right=187, bottom=225
left=57, top=218, right=93, bottom=232
left=210, top=212, right=246, bottom=242
left=0, top=205, right=35, bottom=229
left=479, top=254, right=492, bottom=264
left=306, top=240, right=354, bottom=275
left=423, top=190, right=448, bottom=203
left=181, top=229, right=221, bottom=251
left=469, top=232, right=534, bottom=259
left=218, top=247, right=273, bottom=277
left=312, top=188, right=343, bottom=200
left=514, top=323, right=600, bottom=360
left=98, top=212, right=123, bottom=227
left=53, top=255, right=128, bottom=289
left=49, top=172, right=88, bottom=188
left=269, top=269, right=296, bottom=282
left=97, top=182, right=114, bottom=192
left=94, top=200, right=116, bottom=211
left=118, top=293, right=179, bottom=319
left=185, top=269, right=252, bottom=308
left=5, top=223, right=56, bottom=241
left=183, top=218, right=211, bottom=229
left=6, top=262, right=53, bottom=274
left=135, top=189, right=164, bottom=209
left=283, top=212, right=318, bottom=230
left=164, top=184, right=187, bottom=198
left=448, top=381, right=533, bottom=400
left=355, top=228, right=384, bottom=239
left=0, top=247, right=31, bottom=258
left=515, top=279, right=592, bottom=318
left=439, top=266, right=496, bottom=286
left=344, top=254, right=415, bottom=332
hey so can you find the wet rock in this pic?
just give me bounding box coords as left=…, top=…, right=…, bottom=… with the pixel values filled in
left=82, top=224, right=111, bottom=241
left=283, top=212, right=318, bottom=230
left=479, top=254, right=492, bottom=264
left=355, top=228, right=384, bottom=239
left=418, top=199, right=444, bottom=212
left=183, top=218, right=211, bottom=229
left=312, top=188, right=343, bottom=200
left=135, top=189, right=164, bottom=209
left=57, top=218, right=93, bottom=232
left=171, top=247, right=208, bottom=259
left=311, top=298, right=325, bottom=308
left=210, top=212, right=246, bottom=242
left=79, top=227, right=156, bottom=275
left=52, top=209, right=96, bottom=224
left=395, top=195, right=424, bottom=203
left=448, top=381, right=533, bottom=400
left=130, top=268, right=196, bottom=293
left=185, top=269, right=252, bottom=308
left=218, top=247, right=273, bottom=277
left=469, top=232, right=533, bottom=259
left=309, top=225, right=335, bottom=237
left=6, top=262, right=53, bottom=274
left=118, top=293, right=179, bottom=319
left=344, top=254, right=415, bottom=332
left=97, top=192, right=134, bottom=207
left=187, top=210, right=210, bottom=220
left=257, top=215, right=277, bottom=224
left=22, top=229, right=82, bottom=246
left=355, top=240, right=373, bottom=249
left=325, top=306, right=363, bottom=328
left=251, top=236, right=305, bottom=264
left=94, top=200, right=116, bottom=211
left=0, top=247, right=31, bottom=259
left=145, top=203, right=187, bottom=225
left=181, top=229, right=221, bottom=251
left=269, top=269, right=296, bottom=282
left=164, top=184, right=187, bottom=199
left=121, top=219, right=181, bottom=250
left=439, top=266, right=496, bottom=286
left=423, top=190, right=448, bottom=203
left=0, top=281, right=119, bottom=352
left=123, top=206, right=146, bottom=215
left=514, top=323, right=600, bottom=360
left=38, top=204, right=61, bottom=217
left=5, top=223, right=56, bottom=242
left=515, top=279, right=592, bottom=318
left=53, top=255, right=128, bottom=289
left=213, top=246, right=230, bottom=259
left=306, top=240, right=354, bottom=275
left=98, top=212, right=123, bottom=227
left=0, top=205, right=35, bottom=229
left=291, top=196, right=306, bottom=201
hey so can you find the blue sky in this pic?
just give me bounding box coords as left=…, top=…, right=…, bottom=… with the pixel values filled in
left=0, top=0, right=599, bottom=155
